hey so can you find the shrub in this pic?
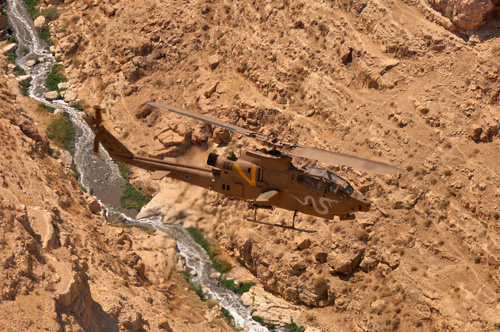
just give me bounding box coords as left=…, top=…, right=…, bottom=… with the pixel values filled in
left=285, top=317, right=305, bottom=332
left=120, top=183, right=149, bottom=211
left=43, top=104, right=55, bottom=113
left=39, top=7, right=58, bottom=21
left=7, top=52, right=16, bottom=64
left=38, top=26, right=52, bottom=45
left=73, top=102, right=83, bottom=111
left=116, top=161, right=131, bottom=180
left=13, top=66, right=26, bottom=77
left=46, top=63, right=67, bottom=91
left=251, top=313, right=275, bottom=329
left=70, top=163, right=80, bottom=179
left=186, top=227, right=232, bottom=274
left=46, top=113, right=75, bottom=153
left=182, top=271, right=205, bottom=301
left=19, top=80, right=30, bottom=96
left=221, top=307, right=233, bottom=322
left=23, top=0, right=40, bottom=18
left=220, top=279, right=255, bottom=295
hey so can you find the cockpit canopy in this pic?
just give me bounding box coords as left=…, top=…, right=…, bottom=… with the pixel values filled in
left=301, top=166, right=354, bottom=196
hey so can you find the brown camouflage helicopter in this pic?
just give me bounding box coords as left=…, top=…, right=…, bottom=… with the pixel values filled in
left=84, top=103, right=403, bottom=232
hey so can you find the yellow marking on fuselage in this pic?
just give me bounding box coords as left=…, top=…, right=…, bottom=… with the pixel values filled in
left=234, top=164, right=257, bottom=186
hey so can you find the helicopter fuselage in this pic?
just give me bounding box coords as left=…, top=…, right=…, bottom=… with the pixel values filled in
left=85, top=108, right=371, bottom=221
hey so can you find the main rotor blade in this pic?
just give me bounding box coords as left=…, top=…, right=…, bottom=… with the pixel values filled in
left=148, top=102, right=258, bottom=137
left=289, top=146, right=404, bottom=174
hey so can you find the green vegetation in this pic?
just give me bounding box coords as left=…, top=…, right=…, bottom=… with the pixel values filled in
left=46, top=63, right=67, bottom=92
left=220, top=307, right=233, bottom=322
left=182, top=271, right=204, bottom=300
left=23, top=0, right=40, bottom=18
left=220, top=279, right=255, bottom=295
left=38, top=26, right=52, bottom=45
left=89, top=187, right=94, bottom=196
left=251, top=311, right=275, bottom=329
left=117, top=161, right=131, bottom=180
left=21, top=0, right=58, bottom=44
left=19, top=80, right=30, bottom=96
left=115, top=161, right=150, bottom=211
left=1, top=10, right=7, bottom=19
left=285, top=318, right=305, bottom=332
left=39, top=7, right=59, bottom=21
left=7, top=52, right=16, bottom=64
left=120, top=183, right=150, bottom=210
left=23, top=0, right=58, bottom=20
left=13, top=66, right=26, bottom=77
left=73, top=102, right=84, bottom=111
left=186, top=227, right=232, bottom=274
left=46, top=113, right=75, bottom=153
left=43, top=104, right=55, bottom=113
left=70, top=163, right=80, bottom=179
left=7, top=33, right=18, bottom=44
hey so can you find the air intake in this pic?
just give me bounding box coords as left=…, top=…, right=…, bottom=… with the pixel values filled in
left=207, top=153, right=219, bottom=167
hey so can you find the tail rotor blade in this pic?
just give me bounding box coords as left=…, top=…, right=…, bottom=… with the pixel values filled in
left=93, top=134, right=100, bottom=155
left=93, top=105, right=102, bottom=126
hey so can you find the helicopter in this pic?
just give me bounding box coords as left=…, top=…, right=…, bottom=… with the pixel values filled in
left=84, top=103, right=403, bottom=233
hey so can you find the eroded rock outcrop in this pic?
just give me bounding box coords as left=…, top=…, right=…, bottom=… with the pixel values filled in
left=426, top=0, right=500, bottom=30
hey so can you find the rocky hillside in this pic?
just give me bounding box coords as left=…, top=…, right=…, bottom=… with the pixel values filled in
left=12, top=0, right=500, bottom=331
left=0, top=54, right=232, bottom=331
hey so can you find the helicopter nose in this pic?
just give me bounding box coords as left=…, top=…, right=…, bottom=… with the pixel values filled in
left=351, top=191, right=371, bottom=212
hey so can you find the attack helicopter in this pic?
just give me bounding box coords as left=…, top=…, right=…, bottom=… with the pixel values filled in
left=84, top=103, right=403, bottom=233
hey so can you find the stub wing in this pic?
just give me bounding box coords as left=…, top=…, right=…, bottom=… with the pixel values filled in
left=255, top=190, right=280, bottom=205
left=150, top=170, right=171, bottom=180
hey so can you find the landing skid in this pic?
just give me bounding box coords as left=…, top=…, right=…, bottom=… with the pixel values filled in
left=246, top=205, right=316, bottom=233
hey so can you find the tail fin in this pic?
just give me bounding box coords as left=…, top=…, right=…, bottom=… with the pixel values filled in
left=83, top=106, right=134, bottom=159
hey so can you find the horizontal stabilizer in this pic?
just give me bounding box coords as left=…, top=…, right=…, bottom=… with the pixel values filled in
left=255, top=190, right=280, bottom=204
left=150, top=170, right=171, bottom=180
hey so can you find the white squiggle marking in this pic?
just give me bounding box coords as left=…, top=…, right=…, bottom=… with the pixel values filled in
left=292, top=196, right=338, bottom=215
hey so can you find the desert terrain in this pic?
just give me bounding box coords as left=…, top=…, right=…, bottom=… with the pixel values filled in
left=1, top=0, right=500, bottom=331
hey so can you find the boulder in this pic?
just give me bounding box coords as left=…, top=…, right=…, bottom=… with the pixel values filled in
left=204, top=82, right=219, bottom=98
left=192, top=124, right=209, bottom=143
left=213, top=127, right=230, bottom=144
left=54, top=108, right=65, bottom=116
left=327, top=247, right=365, bottom=275
left=58, top=149, right=73, bottom=167
left=135, top=103, right=153, bottom=119
left=58, top=34, right=81, bottom=54
left=34, top=16, right=47, bottom=30
left=86, top=196, right=101, bottom=214
left=2, top=43, right=17, bottom=56
left=64, top=90, right=77, bottom=102
left=44, top=91, right=59, bottom=100
left=295, top=236, right=311, bottom=250
left=158, top=129, right=185, bottom=147
left=208, top=54, right=220, bottom=70
left=16, top=75, right=32, bottom=84
left=26, top=60, right=37, bottom=67
left=58, top=82, right=70, bottom=90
